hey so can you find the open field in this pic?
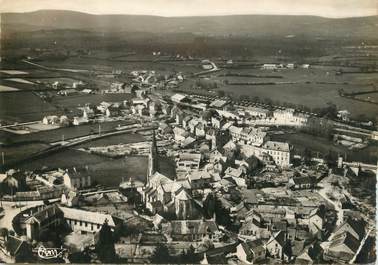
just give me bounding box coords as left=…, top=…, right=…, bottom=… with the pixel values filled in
left=271, top=132, right=378, bottom=164
left=39, top=57, right=201, bottom=74
left=76, top=132, right=145, bottom=148
left=0, top=91, right=58, bottom=122
left=5, top=78, right=35, bottom=84
left=354, top=93, right=378, bottom=104
left=37, top=77, right=82, bottom=85
left=18, top=148, right=175, bottom=186
left=0, top=85, right=19, bottom=92
left=51, top=93, right=134, bottom=108
left=0, top=120, right=136, bottom=145
left=0, top=70, right=29, bottom=75
left=180, top=66, right=378, bottom=120
left=0, top=142, right=50, bottom=165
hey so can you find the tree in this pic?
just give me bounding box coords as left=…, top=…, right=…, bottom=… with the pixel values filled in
left=178, top=245, right=200, bottom=264
left=150, top=243, right=172, bottom=263
left=95, top=220, right=117, bottom=263
left=217, top=90, right=225, bottom=97
left=203, top=193, right=216, bottom=219
left=303, top=148, right=312, bottom=165
left=324, top=150, right=337, bottom=168
left=245, top=155, right=260, bottom=173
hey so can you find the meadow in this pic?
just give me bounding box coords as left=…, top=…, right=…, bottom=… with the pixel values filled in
left=0, top=91, right=58, bottom=122
left=1, top=120, right=136, bottom=145
left=271, top=132, right=378, bottom=164
left=18, top=148, right=176, bottom=186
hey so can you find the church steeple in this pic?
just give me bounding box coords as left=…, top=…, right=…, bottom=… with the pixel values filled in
left=147, top=130, right=159, bottom=181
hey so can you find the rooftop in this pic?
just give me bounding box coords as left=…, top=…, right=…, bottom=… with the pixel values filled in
left=263, top=141, right=290, bottom=152
left=60, top=206, right=116, bottom=227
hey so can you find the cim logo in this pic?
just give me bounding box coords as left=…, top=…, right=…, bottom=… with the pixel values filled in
left=36, top=246, right=67, bottom=259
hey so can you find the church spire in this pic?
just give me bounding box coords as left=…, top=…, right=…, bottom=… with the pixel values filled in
left=147, top=130, right=159, bottom=181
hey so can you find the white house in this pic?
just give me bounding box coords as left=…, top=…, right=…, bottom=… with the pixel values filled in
left=63, top=168, right=92, bottom=190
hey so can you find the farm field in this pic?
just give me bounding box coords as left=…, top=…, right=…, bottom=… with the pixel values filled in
left=0, top=70, right=29, bottom=75
left=0, top=85, right=19, bottom=92
left=0, top=91, right=58, bottom=122
left=39, top=57, right=201, bottom=75
left=5, top=78, right=35, bottom=84
left=354, top=93, right=378, bottom=103
left=181, top=66, right=378, bottom=120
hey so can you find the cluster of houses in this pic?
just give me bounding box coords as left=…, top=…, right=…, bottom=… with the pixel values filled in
left=104, top=70, right=184, bottom=94
left=0, top=167, right=92, bottom=202
left=261, top=63, right=310, bottom=70
left=169, top=96, right=293, bottom=169
left=1, top=84, right=372, bottom=264
left=129, top=119, right=366, bottom=264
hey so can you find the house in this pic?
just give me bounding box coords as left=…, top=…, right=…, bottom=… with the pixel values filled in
left=182, top=116, right=192, bottom=129
left=194, top=122, right=206, bottom=137
left=273, top=109, right=308, bottom=126
left=323, top=231, right=360, bottom=263
left=201, top=60, right=214, bottom=70
left=110, top=81, right=124, bottom=91
left=288, top=176, right=316, bottom=190
left=1, top=170, right=27, bottom=195
left=261, top=64, right=277, bottom=70
left=2, top=235, right=32, bottom=263
left=188, top=118, right=200, bottom=134
left=159, top=103, right=170, bottom=116
left=57, top=88, right=78, bottom=96
left=239, top=211, right=270, bottom=239
left=63, top=168, right=92, bottom=190
left=223, top=140, right=237, bottom=153
left=171, top=93, right=188, bottom=104
left=308, top=206, right=326, bottom=235
left=60, top=206, right=116, bottom=234
left=73, top=116, right=88, bottom=126
left=261, top=141, right=290, bottom=167
left=61, top=190, right=80, bottom=207
left=162, top=220, right=218, bottom=241
left=296, top=250, right=313, bottom=264
left=211, top=116, right=225, bottom=129
left=173, top=127, right=189, bottom=143
left=209, top=129, right=232, bottom=151
left=82, top=106, right=95, bottom=119
left=181, top=136, right=197, bottom=148
left=187, top=170, right=212, bottom=189
left=209, top=99, right=229, bottom=110
left=25, top=204, right=64, bottom=240
left=236, top=239, right=266, bottom=264
left=265, top=231, right=291, bottom=261
left=229, top=126, right=267, bottom=146
left=287, top=63, right=295, bottom=69
left=42, top=115, right=60, bottom=125
left=245, top=107, right=270, bottom=119
left=224, top=167, right=244, bottom=179
left=337, top=110, right=351, bottom=122
left=332, top=217, right=366, bottom=241
left=176, top=153, right=202, bottom=172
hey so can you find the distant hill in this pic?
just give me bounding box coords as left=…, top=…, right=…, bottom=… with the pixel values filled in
left=1, top=10, right=378, bottom=38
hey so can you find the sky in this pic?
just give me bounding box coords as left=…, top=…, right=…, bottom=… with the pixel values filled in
left=0, top=0, right=376, bottom=18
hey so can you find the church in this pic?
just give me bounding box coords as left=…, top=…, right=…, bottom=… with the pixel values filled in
left=142, top=130, right=201, bottom=220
